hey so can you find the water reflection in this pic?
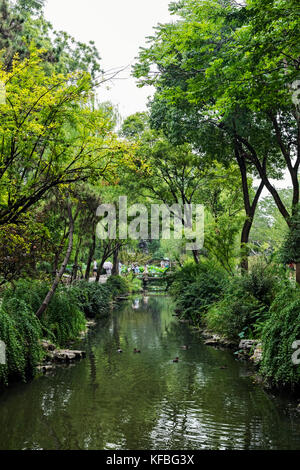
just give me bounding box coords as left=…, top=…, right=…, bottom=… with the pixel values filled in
left=0, top=295, right=300, bottom=450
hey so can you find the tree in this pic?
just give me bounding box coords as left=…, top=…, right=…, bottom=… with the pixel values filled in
left=121, top=113, right=211, bottom=263
left=0, top=214, right=49, bottom=285
left=250, top=189, right=292, bottom=255
left=133, top=0, right=298, bottom=273
left=36, top=200, right=75, bottom=318
left=0, top=50, right=126, bottom=226
left=0, top=0, right=101, bottom=78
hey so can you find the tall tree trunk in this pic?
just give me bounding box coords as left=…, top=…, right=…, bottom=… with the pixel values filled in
left=71, top=236, right=82, bottom=283
left=36, top=205, right=74, bottom=319
left=235, top=138, right=264, bottom=273
left=52, top=252, right=60, bottom=278
left=96, top=258, right=105, bottom=282
left=296, top=263, right=300, bottom=286
left=192, top=249, right=199, bottom=264
left=85, top=233, right=96, bottom=280
left=240, top=220, right=251, bottom=272
left=112, top=246, right=119, bottom=275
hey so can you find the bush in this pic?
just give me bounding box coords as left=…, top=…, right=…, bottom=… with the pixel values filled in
left=0, top=299, right=43, bottom=385
left=126, top=274, right=143, bottom=293
left=260, top=284, right=300, bottom=388
left=239, top=261, right=280, bottom=307
left=105, top=275, right=129, bottom=297
left=72, top=280, right=112, bottom=318
left=203, top=262, right=281, bottom=342
left=168, top=261, right=228, bottom=323
left=204, top=279, right=266, bottom=342
left=40, top=287, right=86, bottom=345
left=2, top=279, right=86, bottom=346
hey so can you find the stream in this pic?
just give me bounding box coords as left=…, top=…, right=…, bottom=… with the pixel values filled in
left=0, top=295, right=300, bottom=450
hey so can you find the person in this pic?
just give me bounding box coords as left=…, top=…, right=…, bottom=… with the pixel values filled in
left=160, top=260, right=165, bottom=269
left=93, top=259, right=98, bottom=277
left=142, top=265, right=149, bottom=290
left=119, top=261, right=122, bottom=275
left=105, top=261, right=113, bottom=276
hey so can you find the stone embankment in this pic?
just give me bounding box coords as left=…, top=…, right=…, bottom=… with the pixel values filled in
left=174, top=311, right=264, bottom=367
left=37, top=320, right=96, bottom=373
left=200, top=330, right=263, bottom=366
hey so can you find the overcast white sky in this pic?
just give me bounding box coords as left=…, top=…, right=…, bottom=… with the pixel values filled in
left=44, top=0, right=174, bottom=120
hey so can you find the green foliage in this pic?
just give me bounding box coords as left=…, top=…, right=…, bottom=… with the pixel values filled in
left=240, top=262, right=280, bottom=307
left=0, top=216, right=50, bottom=284
left=134, top=0, right=299, bottom=272
left=205, top=284, right=266, bottom=342
left=280, top=209, right=300, bottom=264
left=0, top=0, right=101, bottom=77
left=106, top=275, right=130, bottom=298
left=0, top=296, right=43, bottom=384
left=251, top=191, right=292, bottom=254
left=72, top=280, right=112, bottom=319
left=40, top=287, right=86, bottom=346
left=168, top=261, right=228, bottom=323
left=120, top=112, right=148, bottom=139
left=204, top=262, right=280, bottom=342
left=0, top=49, right=125, bottom=227
left=260, top=284, right=300, bottom=388
left=126, top=274, right=143, bottom=293
left=2, top=279, right=85, bottom=345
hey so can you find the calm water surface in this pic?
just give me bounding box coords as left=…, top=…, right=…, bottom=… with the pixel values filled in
left=0, top=295, right=300, bottom=450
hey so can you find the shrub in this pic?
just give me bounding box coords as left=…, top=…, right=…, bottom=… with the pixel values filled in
left=106, top=275, right=129, bottom=297
left=2, top=279, right=86, bottom=346
left=204, top=281, right=266, bottom=342
left=0, top=299, right=44, bottom=385
left=126, top=274, right=143, bottom=293
left=168, top=261, right=228, bottom=323
left=239, top=261, right=280, bottom=307
left=203, top=262, right=281, bottom=342
left=260, top=283, right=300, bottom=388
left=72, top=280, right=112, bottom=318
left=40, top=287, right=86, bottom=345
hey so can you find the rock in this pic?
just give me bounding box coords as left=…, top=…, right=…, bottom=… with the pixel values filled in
left=52, top=349, right=86, bottom=362
left=236, top=339, right=263, bottom=364
left=40, top=340, right=56, bottom=352
left=238, top=339, right=259, bottom=351
left=53, top=350, right=76, bottom=362
left=203, top=331, right=236, bottom=348
left=37, top=365, right=54, bottom=373
left=202, top=330, right=215, bottom=339
left=250, top=343, right=263, bottom=365
left=204, top=338, right=221, bottom=346
left=70, top=350, right=86, bottom=359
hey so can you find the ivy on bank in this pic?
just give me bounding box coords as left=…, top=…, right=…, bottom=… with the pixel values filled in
left=0, top=275, right=127, bottom=386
